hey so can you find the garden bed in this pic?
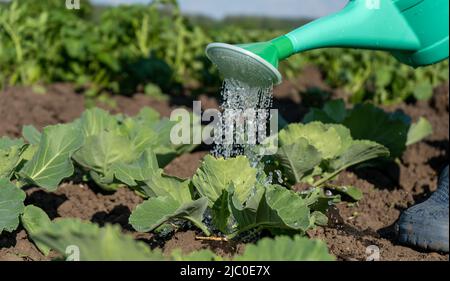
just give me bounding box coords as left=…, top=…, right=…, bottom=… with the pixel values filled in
left=0, top=69, right=448, bottom=261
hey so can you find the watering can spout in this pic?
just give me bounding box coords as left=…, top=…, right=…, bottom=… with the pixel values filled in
left=206, top=0, right=449, bottom=86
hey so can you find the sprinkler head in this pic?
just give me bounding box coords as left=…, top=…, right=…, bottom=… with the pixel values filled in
left=206, top=42, right=283, bottom=88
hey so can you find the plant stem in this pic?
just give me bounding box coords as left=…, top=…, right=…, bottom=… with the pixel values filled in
left=195, top=236, right=228, bottom=242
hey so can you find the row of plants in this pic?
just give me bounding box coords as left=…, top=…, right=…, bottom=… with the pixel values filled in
left=21, top=205, right=335, bottom=261
left=0, top=101, right=432, bottom=260
left=1, top=0, right=448, bottom=104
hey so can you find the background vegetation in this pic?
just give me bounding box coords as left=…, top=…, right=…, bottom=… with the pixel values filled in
left=0, top=0, right=448, bottom=104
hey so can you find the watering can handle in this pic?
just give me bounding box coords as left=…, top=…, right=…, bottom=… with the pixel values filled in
left=275, top=0, right=448, bottom=67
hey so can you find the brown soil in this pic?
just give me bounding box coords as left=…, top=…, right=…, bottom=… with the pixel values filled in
left=0, top=83, right=178, bottom=138
left=0, top=70, right=448, bottom=261
left=306, top=82, right=449, bottom=261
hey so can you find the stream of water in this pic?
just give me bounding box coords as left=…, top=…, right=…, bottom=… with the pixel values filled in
left=212, top=78, right=274, bottom=167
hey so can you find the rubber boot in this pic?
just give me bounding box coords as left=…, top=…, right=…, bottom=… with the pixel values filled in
left=396, top=166, right=449, bottom=252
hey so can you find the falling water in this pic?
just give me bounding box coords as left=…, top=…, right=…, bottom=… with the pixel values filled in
left=212, top=78, right=274, bottom=166
left=206, top=77, right=282, bottom=234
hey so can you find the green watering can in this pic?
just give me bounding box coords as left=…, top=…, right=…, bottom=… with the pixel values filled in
left=206, top=0, right=449, bottom=87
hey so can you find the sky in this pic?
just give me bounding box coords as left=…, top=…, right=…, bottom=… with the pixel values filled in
left=91, top=0, right=349, bottom=19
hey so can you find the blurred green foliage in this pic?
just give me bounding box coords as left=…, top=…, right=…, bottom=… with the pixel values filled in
left=296, top=49, right=448, bottom=105
left=0, top=0, right=448, bottom=104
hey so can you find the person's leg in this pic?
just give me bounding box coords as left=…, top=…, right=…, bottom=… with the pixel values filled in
left=396, top=165, right=449, bottom=252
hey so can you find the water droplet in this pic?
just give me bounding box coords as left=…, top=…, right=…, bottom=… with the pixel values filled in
left=275, top=170, right=284, bottom=184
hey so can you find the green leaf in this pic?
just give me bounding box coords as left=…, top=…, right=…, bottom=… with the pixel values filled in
left=235, top=235, right=335, bottom=261
left=326, top=185, right=363, bottom=202
left=413, top=81, right=434, bottom=101
left=21, top=205, right=52, bottom=256
left=150, top=119, right=177, bottom=150
left=172, top=236, right=335, bottom=261
left=120, top=118, right=158, bottom=154
left=211, top=190, right=230, bottom=233
left=0, top=137, right=26, bottom=179
left=0, top=137, right=25, bottom=150
left=192, top=155, right=257, bottom=206
left=129, top=196, right=209, bottom=235
left=406, top=117, right=433, bottom=146
left=171, top=249, right=221, bottom=261
left=130, top=126, right=159, bottom=155
left=19, top=124, right=84, bottom=190
left=375, top=66, right=393, bottom=88
left=150, top=116, right=200, bottom=166
left=317, top=140, right=389, bottom=186
left=312, top=99, right=348, bottom=123
left=73, top=131, right=135, bottom=176
left=0, top=179, right=26, bottom=233
left=311, top=211, right=329, bottom=226
left=22, top=125, right=41, bottom=145
left=230, top=185, right=312, bottom=234
left=133, top=107, right=161, bottom=127
left=303, top=108, right=336, bottom=124
left=302, top=100, right=411, bottom=159
left=275, top=139, right=322, bottom=183
left=330, top=140, right=390, bottom=171
left=89, top=170, right=119, bottom=191
left=142, top=170, right=192, bottom=203
left=228, top=183, right=264, bottom=230
left=276, top=122, right=380, bottom=185
left=323, top=99, right=347, bottom=122
left=144, top=83, right=167, bottom=101
left=125, top=110, right=200, bottom=167
left=263, top=185, right=312, bottom=230
left=342, top=103, right=409, bottom=159
left=111, top=150, right=158, bottom=186
left=20, top=145, right=38, bottom=162
left=78, top=108, right=118, bottom=137
left=31, top=219, right=164, bottom=261
left=279, top=123, right=343, bottom=159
